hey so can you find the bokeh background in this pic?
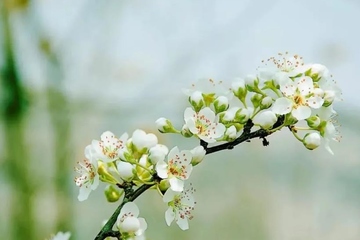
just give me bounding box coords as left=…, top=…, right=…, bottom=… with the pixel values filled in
left=0, top=0, right=359, bottom=239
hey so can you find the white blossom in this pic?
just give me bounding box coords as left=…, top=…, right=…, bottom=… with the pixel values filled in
left=163, top=184, right=196, bottom=230
left=92, top=131, right=128, bottom=163
left=184, top=107, right=225, bottom=143
left=156, top=147, right=193, bottom=192
left=116, top=202, right=147, bottom=237
left=74, top=145, right=99, bottom=201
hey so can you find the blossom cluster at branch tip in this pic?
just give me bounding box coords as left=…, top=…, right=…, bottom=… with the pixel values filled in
left=157, top=52, right=342, bottom=154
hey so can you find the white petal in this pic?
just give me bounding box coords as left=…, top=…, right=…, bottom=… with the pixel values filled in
left=280, top=82, right=296, bottom=96
left=307, top=96, right=324, bottom=109
left=78, top=186, right=91, bottom=201
left=212, top=123, right=226, bottom=138
left=168, top=146, right=179, bottom=160
left=136, top=218, right=148, bottom=236
left=292, top=106, right=311, bottom=120
left=185, top=118, right=198, bottom=135
left=120, top=202, right=139, bottom=218
left=120, top=217, right=140, bottom=232
left=117, top=161, right=134, bottom=180
left=84, top=145, right=94, bottom=161
left=101, top=131, right=116, bottom=141
left=163, top=188, right=177, bottom=203
left=275, top=72, right=292, bottom=86
left=165, top=207, right=175, bottom=226
left=169, top=177, right=184, bottom=192
left=199, top=107, right=216, bottom=122
left=184, top=107, right=195, bottom=121
left=149, top=144, right=169, bottom=164
left=296, top=76, right=313, bottom=95
left=198, top=135, right=216, bottom=143
left=272, top=98, right=292, bottom=115
left=91, top=175, right=100, bottom=190
left=144, top=133, right=158, bottom=149
left=176, top=215, right=189, bottom=230
left=324, top=138, right=334, bottom=155
left=156, top=160, right=168, bottom=179
left=182, top=164, right=193, bottom=179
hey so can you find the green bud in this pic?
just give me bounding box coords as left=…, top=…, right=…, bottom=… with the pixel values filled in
left=232, top=79, right=247, bottom=104
left=284, top=114, right=298, bottom=126
left=306, top=116, right=320, bottom=129
left=235, top=108, right=251, bottom=124
left=104, top=185, right=123, bottom=202
left=260, top=96, right=273, bottom=110
left=189, top=91, right=205, bottom=112
left=251, top=94, right=263, bottom=108
left=158, top=179, right=170, bottom=192
left=155, top=117, right=179, bottom=133
left=181, top=125, right=193, bottom=138
left=213, top=96, right=229, bottom=114
left=98, top=161, right=119, bottom=184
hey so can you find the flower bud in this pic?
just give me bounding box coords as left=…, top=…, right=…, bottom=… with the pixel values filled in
left=149, top=144, right=169, bottom=164
left=251, top=94, right=263, bottom=108
left=224, top=125, right=237, bottom=141
left=190, top=146, right=206, bottom=166
left=303, top=132, right=321, bottom=150
left=235, top=108, right=251, bottom=124
left=323, top=90, right=335, bottom=107
left=181, top=124, right=193, bottom=138
left=285, top=114, right=298, bottom=125
left=213, top=96, right=229, bottom=113
left=260, top=96, right=273, bottom=109
left=253, top=110, right=277, bottom=129
left=158, top=180, right=170, bottom=193
left=232, top=78, right=247, bottom=103
left=223, top=107, right=240, bottom=122
left=189, top=91, right=205, bottom=112
left=98, top=161, right=119, bottom=184
left=245, top=74, right=259, bottom=88
left=306, top=116, right=321, bottom=129
left=306, top=64, right=328, bottom=82
left=155, top=118, right=179, bottom=133
left=104, top=185, right=123, bottom=202
left=313, top=88, right=324, bottom=98
left=117, top=161, right=134, bottom=181
left=132, top=129, right=158, bottom=152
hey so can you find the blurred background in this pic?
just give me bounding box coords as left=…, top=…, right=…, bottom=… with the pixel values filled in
left=0, top=0, right=359, bottom=239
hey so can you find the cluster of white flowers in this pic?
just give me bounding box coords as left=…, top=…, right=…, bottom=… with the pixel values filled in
left=70, top=52, right=342, bottom=240
left=158, top=52, right=342, bottom=154
left=74, top=127, right=204, bottom=238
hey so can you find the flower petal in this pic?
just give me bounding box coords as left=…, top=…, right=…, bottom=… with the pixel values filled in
left=169, top=177, right=184, bottom=192
left=272, top=97, right=292, bottom=115
left=155, top=160, right=168, bottom=179
left=165, top=207, right=175, bottom=226
left=292, top=106, right=311, bottom=120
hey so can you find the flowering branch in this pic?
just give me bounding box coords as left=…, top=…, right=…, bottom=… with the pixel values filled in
left=95, top=183, right=155, bottom=240
left=46, top=52, right=343, bottom=240
left=205, top=115, right=285, bottom=154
